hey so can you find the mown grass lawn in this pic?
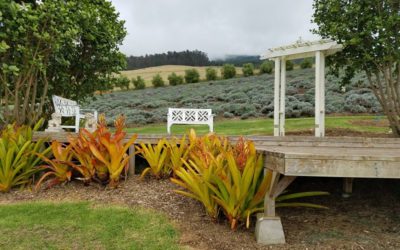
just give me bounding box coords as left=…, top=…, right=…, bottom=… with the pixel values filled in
left=126, top=115, right=389, bottom=135
left=0, top=202, right=179, bottom=250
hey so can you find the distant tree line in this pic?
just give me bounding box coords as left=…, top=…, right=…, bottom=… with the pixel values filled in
left=126, top=50, right=210, bottom=70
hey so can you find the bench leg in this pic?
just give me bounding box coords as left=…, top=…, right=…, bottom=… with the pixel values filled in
left=128, top=145, right=136, bottom=176
left=342, top=178, right=354, bottom=198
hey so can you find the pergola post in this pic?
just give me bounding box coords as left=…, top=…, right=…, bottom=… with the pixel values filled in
left=315, top=51, right=325, bottom=137
left=279, top=58, right=286, bottom=136
left=273, top=57, right=281, bottom=136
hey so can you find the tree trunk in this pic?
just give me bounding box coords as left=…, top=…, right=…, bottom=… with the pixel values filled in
left=367, top=63, right=400, bottom=137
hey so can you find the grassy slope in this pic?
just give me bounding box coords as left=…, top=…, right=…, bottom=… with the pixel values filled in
left=0, top=202, right=179, bottom=249
left=121, top=65, right=244, bottom=87
left=126, top=115, right=388, bottom=135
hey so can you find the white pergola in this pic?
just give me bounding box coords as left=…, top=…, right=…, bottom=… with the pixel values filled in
left=261, top=39, right=343, bottom=137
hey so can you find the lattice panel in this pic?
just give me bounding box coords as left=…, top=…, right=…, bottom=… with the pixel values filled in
left=198, top=111, right=209, bottom=122
left=185, top=110, right=196, bottom=122
left=171, top=110, right=183, bottom=122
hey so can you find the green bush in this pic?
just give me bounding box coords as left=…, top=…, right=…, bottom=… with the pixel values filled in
left=242, top=63, right=254, bottom=77
left=286, top=60, right=294, bottom=71
left=184, top=69, right=200, bottom=83
left=205, top=67, right=217, bottom=81
left=259, top=61, right=273, bottom=74
left=221, top=64, right=236, bottom=79
left=300, top=58, right=313, bottom=69
left=168, top=72, right=184, bottom=86
left=114, top=75, right=130, bottom=90
left=132, top=76, right=145, bottom=90
left=152, top=74, right=165, bottom=87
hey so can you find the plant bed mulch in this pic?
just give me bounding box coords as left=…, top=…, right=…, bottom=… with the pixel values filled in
left=0, top=176, right=399, bottom=250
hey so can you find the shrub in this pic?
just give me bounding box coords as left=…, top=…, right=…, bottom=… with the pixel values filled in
left=132, top=76, right=145, bottom=89
left=205, top=67, right=218, bottom=81
left=113, top=75, right=130, bottom=90
left=242, top=63, right=254, bottom=77
left=286, top=60, right=294, bottom=71
left=300, top=58, right=313, bottom=69
left=167, top=72, right=184, bottom=86
left=0, top=120, right=50, bottom=192
left=152, top=74, right=165, bottom=87
left=184, top=69, right=200, bottom=83
left=170, top=131, right=329, bottom=229
left=259, top=61, right=273, bottom=74
left=221, top=64, right=236, bottom=79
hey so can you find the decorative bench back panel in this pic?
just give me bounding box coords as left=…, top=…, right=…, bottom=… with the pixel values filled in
left=52, top=95, right=79, bottom=117
left=167, top=108, right=214, bottom=134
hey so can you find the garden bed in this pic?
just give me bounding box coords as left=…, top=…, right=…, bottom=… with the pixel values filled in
left=1, top=176, right=399, bottom=249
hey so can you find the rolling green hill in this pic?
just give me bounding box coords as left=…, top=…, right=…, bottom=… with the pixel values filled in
left=86, top=68, right=381, bottom=127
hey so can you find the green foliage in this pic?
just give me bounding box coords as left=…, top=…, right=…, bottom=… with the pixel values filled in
left=300, top=58, right=313, bottom=69
left=132, top=76, right=146, bottom=90
left=170, top=131, right=328, bottom=229
left=0, top=0, right=126, bottom=125
left=168, top=73, right=184, bottom=86
left=221, top=64, right=236, bottom=79
left=312, top=0, right=400, bottom=136
left=184, top=68, right=200, bottom=83
left=206, top=67, right=218, bottom=81
left=113, top=75, right=130, bottom=90
left=0, top=120, right=50, bottom=192
left=137, top=139, right=170, bottom=179
left=286, top=60, right=294, bottom=71
left=152, top=74, right=165, bottom=87
left=242, top=63, right=254, bottom=77
left=259, top=61, right=273, bottom=74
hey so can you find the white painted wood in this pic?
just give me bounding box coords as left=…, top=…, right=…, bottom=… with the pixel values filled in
left=279, top=59, right=286, bottom=136
left=273, top=58, right=281, bottom=136
left=261, top=39, right=343, bottom=60
left=52, top=95, right=98, bottom=132
left=315, top=51, right=326, bottom=137
left=167, top=108, right=214, bottom=134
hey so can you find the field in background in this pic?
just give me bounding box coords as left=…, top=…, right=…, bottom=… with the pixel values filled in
left=120, top=65, right=245, bottom=86
left=125, top=115, right=389, bottom=135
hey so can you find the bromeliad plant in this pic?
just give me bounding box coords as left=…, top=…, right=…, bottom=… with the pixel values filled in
left=171, top=132, right=329, bottom=230
left=0, top=120, right=50, bottom=192
left=137, top=139, right=169, bottom=179
left=36, top=141, right=75, bottom=189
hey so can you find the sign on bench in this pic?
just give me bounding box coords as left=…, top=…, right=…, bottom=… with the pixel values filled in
left=167, top=108, right=214, bottom=134
left=48, top=95, right=98, bottom=132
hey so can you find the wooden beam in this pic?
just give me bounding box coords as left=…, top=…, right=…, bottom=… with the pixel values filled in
left=273, top=58, right=281, bottom=136
left=279, top=59, right=286, bottom=136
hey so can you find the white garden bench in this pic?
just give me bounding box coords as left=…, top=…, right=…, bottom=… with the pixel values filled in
left=167, top=108, right=214, bottom=134
left=50, top=95, right=98, bottom=132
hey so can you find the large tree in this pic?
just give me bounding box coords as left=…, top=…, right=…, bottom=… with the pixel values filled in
left=312, top=0, right=400, bottom=136
left=0, top=0, right=126, bottom=125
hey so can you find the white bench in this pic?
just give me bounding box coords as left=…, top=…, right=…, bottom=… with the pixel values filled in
left=51, top=95, right=98, bottom=132
left=167, top=108, right=214, bottom=134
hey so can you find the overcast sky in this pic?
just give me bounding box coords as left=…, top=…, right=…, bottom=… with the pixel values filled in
left=110, top=0, right=319, bottom=59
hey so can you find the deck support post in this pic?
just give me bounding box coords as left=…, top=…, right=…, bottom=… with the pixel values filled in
left=342, top=178, right=354, bottom=198
left=256, top=171, right=296, bottom=245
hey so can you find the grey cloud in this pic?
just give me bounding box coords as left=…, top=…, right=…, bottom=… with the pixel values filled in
left=111, top=0, right=319, bottom=59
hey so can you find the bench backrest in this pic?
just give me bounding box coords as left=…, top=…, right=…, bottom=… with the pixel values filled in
left=168, top=108, right=213, bottom=124
left=52, top=95, right=79, bottom=117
